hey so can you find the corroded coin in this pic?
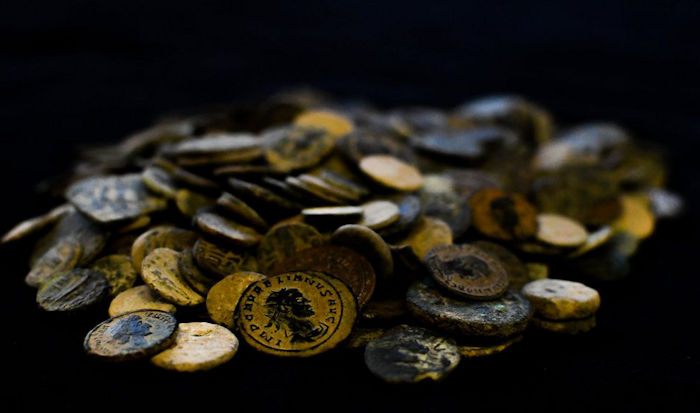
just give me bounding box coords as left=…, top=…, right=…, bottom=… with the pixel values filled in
left=193, top=238, right=258, bottom=276
left=359, top=200, right=400, bottom=230
left=84, top=310, right=178, bottom=361
left=472, top=241, right=529, bottom=290
left=411, top=127, right=517, bottom=160
left=418, top=174, right=471, bottom=238
left=37, top=268, right=109, bottom=312
left=1, top=203, right=73, bottom=244
left=151, top=322, right=239, bottom=372
left=298, top=174, right=359, bottom=202
left=142, top=166, right=177, bottom=199
left=407, top=281, right=532, bottom=338
left=337, top=129, right=416, bottom=164
left=285, top=175, right=345, bottom=205
left=331, top=224, right=394, bottom=280
left=470, top=188, right=538, bottom=240
left=194, top=212, right=262, bottom=247
left=175, top=189, right=217, bottom=218
left=521, top=279, right=600, bottom=320
left=264, top=126, right=335, bottom=172
left=108, top=285, right=177, bottom=317
left=394, top=217, right=453, bottom=260
left=459, top=335, right=523, bottom=358
left=236, top=271, right=357, bottom=357
left=66, top=174, right=168, bottom=223
left=377, top=195, right=421, bottom=238
left=216, top=192, right=269, bottom=230
left=91, top=254, right=138, bottom=296
left=359, top=155, right=424, bottom=191
left=206, top=271, right=267, bottom=328
left=301, top=206, right=364, bottom=220
left=131, top=226, right=198, bottom=273
left=26, top=238, right=82, bottom=287
left=535, top=213, right=588, bottom=248
left=364, top=325, right=460, bottom=383
left=318, top=169, right=369, bottom=199
left=178, top=249, right=218, bottom=295
left=227, top=177, right=303, bottom=212
left=294, top=110, right=354, bottom=138
left=141, top=248, right=204, bottom=306
left=256, top=223, right=324, bottom=274
left=425, top=244, right=509, bottom=300
left=270, top=245, right=376, bottom=308
left=116, top=215, right=152, bottom=234
left=531, top=315, right=597, bottom=334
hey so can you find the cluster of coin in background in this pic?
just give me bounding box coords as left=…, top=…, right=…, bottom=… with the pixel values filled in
left=3, top=90, right=683, bottom=382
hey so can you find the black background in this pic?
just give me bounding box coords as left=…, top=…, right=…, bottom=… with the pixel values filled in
left=2, top=1, right=699, bottom=411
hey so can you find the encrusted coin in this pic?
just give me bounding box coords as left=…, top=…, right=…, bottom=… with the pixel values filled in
left=26, top=238, right=82, bottom=287
left=407, top=281, right=532, bottom=338
left=84, top=310, right=178, bottom=361
left=1, top=203, right=73, bottom=244
left=470, top=188, right=538, bottom=240
left=302, top=206, right=364, bottom=219
left=270, top=245, right=376, bottom=308
left=473, top=240, right=529, bottom=290
left=394, top=217, right=453, bottom=260
left=37, top=268, right=109, bottom=312
left=425, top=244, right=509, bottom=300
left=418, top=174, right=471, bottom=238
left=364, top=325, right=460, bottom=383
left=535, top=213, right=588, bottom=247
left=521, top=278, right=600, bottom=320
left=108, top=285, right=177, bottom=317
left=264, top=126, right=335, bottom=172
left=91, top=254, right=138, bottom=296
left=131, top=226, right=198, bottom=273
left=141, top=248, right=204, bottom=306
left=227, top=177, right=302, bottom=212
left=178, top=249, right=217, bottom=295
left=151, top=322, right=239, bottom=372
left=359, top=200, right=400, bottom=230
left=294, top=110, right=354, bottom=138
left=142, top=166, right=177, bottom=199
left=206, top=271, right=267, bottom=328
left=193, top=238, right=258, bottom=276
left=458, top=335, right=523, bottom=358
left=194, top=212, right=262, bottom=247
left=175, top=189, right=217, bottom=218
left=216, top=192, right=269, bottom=230
left=359, top=155, right=424, bottom=191
left=236, top=271, right=357, bottom=357
left=256, top=223, right=324, bottom=274
left=531, top=315, right=597, bottom=334
left=331, top=224, right=394, bottom=280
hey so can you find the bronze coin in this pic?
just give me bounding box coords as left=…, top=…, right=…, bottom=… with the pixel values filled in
left=108, top=285, right=177, bottom=317
left=175, top=189, right=217, bottom=218
left=425, top=244, right=509, bottom=300
left=194, top=212, right=262, bottom=247
left=165, top=133, right=260, bottom=157
left=297, top=174, right=359, bottom=203
left=1, top=203, right=73, bottom=244
left=359, top=200, right=400, bottom=230
left=472, top=241, right=529, bottom=290
left=411, top=127, right=517, bottom=160
left=470, top=188, right=538, bottom=240
left=318, top=169, right=369, bottom=199
left=150, top=322, right=239, bottom=372
left=216, top=192, right=269, bottom=230
left=206, top=271, right=267, bottom=328
left=285, top=176, right=345, bottom=205
left=264, top=126, right=335, bottom=172
left=418, top=174, right=471, bottom=238
left=359, top=155, right=424, bottom=192
left=270, top=245, right=376, bottom=308
left=141, top=248, right=204, bottom=306
left=90, top=254, right=138, bottom=296
left=302, top=206, right=364, bottom=219
left=377, top=195, right=422, bottom=238
left=178, top=248, right=218, bottom=295
left=193, top=238, right=258, bottom=277
left=331, top=224, right=394, bottom=280
left=337, top=129, right=416, bottom=164
left=142, top=166, right=177, bottom=199
left=393, top=216, right=453, bottom=261
left=256, top=223, right=325, bottom=274
left=131, top=226, right=198, bottom=273
left=535, top=213, right=588, bottom=247
left=37, top=268, right=109, bottom=312
left=294, top=110, right=354, bottom=139
left=227, top=177, right=303, bottom=212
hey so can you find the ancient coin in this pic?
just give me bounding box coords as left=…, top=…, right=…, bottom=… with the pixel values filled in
left=394, top=216, right=453, bottom=260
left=84, top=310, right=178, bottom=361
left=178, top=249, right=218, bottom=295
left=411, top=127, right=517, bottom=160
left=612, top=195, right=655, bottom=239
left=285, top=175, right=345, bottom=204
left=227, top=177, right=303, bottom=212
left=151, top=322, right=239, bottom=372
left=294, top=110, right=354, bottom=138
left=116, top=215, right=152, bottom=234
left=531, top=315, right=597, bottom=334
left=256, top=223, right=324, bottom=274
left=359, top=200, right=400, bottom=230
left=331, top=224, right=394, bottom=280
left=301, top=206, right=364, bottom=220
left=194, top=212, right=262, bottom=247
left=91, top=254, right=138, bottom=296
left=525, top=262, right=549, bottom=281
left=165, top=133, right=260, bottom=157
left=1, top=203, right=73, bottom=244
left=131, top=226, right=198, bottom=273
left=337, top=129, right=417, bottom=164
left=216, top=192, right=269, bottom=230
left=141, top=248, right=204, bottom=306
left=236, top=271, right=358, bottom=357
left=175, top=189, right=217, bottom=218
left=418, top=174, right=471, bottom=238
left=359, top=155, right=423, bottom=191
left=36, top=268, right=109, bottom=312
left=407, top=281, right=532, bottom=338
left=470, top=188, right=538, bottom=240
left=472, top=240, right=529, bottom=290
left=646, top=188, right=684, bottom=219
left=193, top=238, right=258, bottom=276
left=206, top=271, right=267, bottom=328
left=458, top=335, right=523, bottom=358
left=270, top=245, right=376, bottom=308
left=535, top=214, right=588, bottom=248
left=426, top=244, right=509, bottom=300
left=108, top=285, right=177, bottom=317
left=364, top=325, right=460, bottom=383
left=142, top=166, right=177, bottom=199
left=318, top=169, right=369, bottom=198
left=521, top=279, right=600, bottom=320
left=298, top=174, right=359, bottom=202
left=377, top=195, right=421, bottom=238
left=26, top=238, right=82, bottom=287
left=66, top=174, right=168, bottom=224
left=569, top=226, right=613, bottom=258
left=264, top=126, right=335, bottom=172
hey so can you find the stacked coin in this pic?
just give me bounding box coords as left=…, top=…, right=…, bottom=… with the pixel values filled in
left=3, top=90, right=682, bottom=381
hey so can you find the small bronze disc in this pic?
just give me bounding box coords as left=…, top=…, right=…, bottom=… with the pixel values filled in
left=91, top=254, right=138, bottom=296
left=141, top=248, right=204, bottom=306
left=472, top=241, right=529, bottom=290
left=216, top=192, right=269, bottom=230
left=256, top=223, right=325, bottom=274
left=151, top=322, right=239, bottom=372
left=359, top=155, right=424, bottom=191
left=194, top=212, right=262, bottom=248
left=521, top=278, right=600, bottom=320
left=470, top=188, right=538, bottom=240
left=108, top=285, right=177, bottom=317
left=264, top=126, right=335, bottom=172
left=359, top=200, right=400, bottom=230
left=393, top=216, right=453, bottom=260
left=294, top=110, right=354, bottom=139
left=178, top=249, right=218, bottom=295
left=193, top=238, right=258, bottom=277
left=37, top=268, right=109, bottom=312
left=331, top=224, right=394, bottom=280
left=206, top=271, right=267, bottom=328
left=531, top=315, right=597, bottom=334
left=131, top=226, right=198, bottom=273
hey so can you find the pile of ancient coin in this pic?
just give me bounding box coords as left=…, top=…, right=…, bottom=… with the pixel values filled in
left=4, top=90, right=683, bottom=382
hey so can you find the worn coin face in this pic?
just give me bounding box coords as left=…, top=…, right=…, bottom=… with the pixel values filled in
left=536, top=213, right=588, bottom=247
left=227, top=177, right=303, bottom=212
left=193, top=238, right=258, bottom=277
left=216, top=192, right=269, bottom=230
left=91, top=254, right=138, bottom=296
left=256, top=223, right=325, bottom=274
left=84, top=310, right=178, bottom=361
left=407, top=281, right=532, bottom=338
left=177, top=249, right=217, bottom=295
left=331, top=224, right=394, bottom=280
left=264, top=126, right=335, bottom=172
left=66, top=174, right=168, bottom=224
left=359, top=200, right=400, bottom=230
left=472, top=241, right=529, bottom=290
left=131, top=226, right=198, bottom=273
left=206, top=272, right=267, bottom=328
left=270, top=245, right=376, bottom=308
left=394, top=217, right=453, bottom=260
left=521, top=279, right=600, bottom=320
left=26, top=238, right=82, bottom=287
left=364, top=325, right=460, bottom=383
left=108, top=285, right=177, bottom=317
left=418, top=174, right=471, bottom=238
left=37, top=268, right=109, bottom=312
left=470, top=188, right=538, bottom=240
left=294, top=110, right=354, bottom=138
left=151, top=322, right=239, bottom=372
left=175, top=189, right=217, bottom=218
left=359, top=155, right=424, bottom=191
left=141, top=248, right=204, bottom=306
left=236, top=271, right=357, bottom=357
left=425, top=244, right=509, bottom=300
left=194, top=212, right=262, bottom=247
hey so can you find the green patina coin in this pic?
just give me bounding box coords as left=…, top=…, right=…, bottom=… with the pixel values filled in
left=37, top=268, right=109, bottom=312
left=91, top=254, right=138, bottom=296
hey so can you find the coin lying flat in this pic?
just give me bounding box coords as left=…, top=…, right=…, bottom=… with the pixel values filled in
left=521, top=279, right=600, bottom=320
left=458, top=335, right=523, bottom=358
left=359, top=200, right=400, bottom=230
left=294, top=110, right=354, bottom=139
left=364, top=325, right=460, bottom=383
left=407, top=281, right=532, bottom=339
left=425, top=244, right=509, bottom=300
left=206, top=272, right=267, bottom=328
left=270, top=245, right=376, bottom=308
left=37, top=268, right=109, bottom=312
left=108, top=285, right=177, bottom=317
left=151, top=322, right=239, bottom=372
left=470, top=188, right=538, bottom=240
left=535, top=213, right=588, bottom=248
left=236, top=271, right=357, bottom=357
left=194, top=212, right=262, bottom=247
left=531, top=315, right=597, bottom=334
left=193, top=238, right=258, bottom=277
left=256, top=223, right=325, bottom=274
left=359, top=155, right=424, bottom=191
left=91, top=254, right=138, bottom=296
left=66, top=174, right=168, bottom=224
left=131, top=226, right=198, bottom=273
left=84, top=310, right=178, bottom=361
left=394, top=217, right=453, bottom=260
left=141, top=248, right=204, bottom=306
left=331, top=224, right=394, bottom=280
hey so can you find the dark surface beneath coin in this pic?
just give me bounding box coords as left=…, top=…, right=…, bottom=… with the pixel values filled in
left=3, top=2, right=699, bottom=411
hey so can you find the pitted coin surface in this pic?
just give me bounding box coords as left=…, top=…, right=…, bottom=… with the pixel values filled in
left=141, top=248, right=204, bottom=306
left=151, top=322, right=239, bottom=372
left=256, top=223, right=324, bottom=274
left=37, top=268, right=109, bottom=312
left=108, top=285, right=177, bottom=317
left=206, top=272, right=267, bottom=328
left=91, top=254, right=138, bottom=296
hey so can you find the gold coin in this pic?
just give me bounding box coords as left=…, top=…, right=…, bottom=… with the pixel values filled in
left=521, top=278, right=600, bottom=320
left=193, top=238, right=258, bottom=277
left=194, top=212, right=262, bottom=248
left=256, top=223, right=324, bottom=274
left=394, top=216, right=453, bottom=260
left=91, top=254, right=138, bottom=295
left=108, top=285, right=177, bottom=317
left=131, top=226, right=198, bottom=273
left=206, top=271, right=267, bottom=328
left=359, top=155, right=423, bottom=191
left=359, top=200, right=400, bottom=230
left=294, top=110, right=354, bottom=138
left=535, top=213, right=588, bottom=248
left=141, top=248, right=204, bottom=306
left=236, top=271, right=357, bottom=357
left=151, top=322, right=239, bottom=372
left=612, top=195, right=655, bottom=239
